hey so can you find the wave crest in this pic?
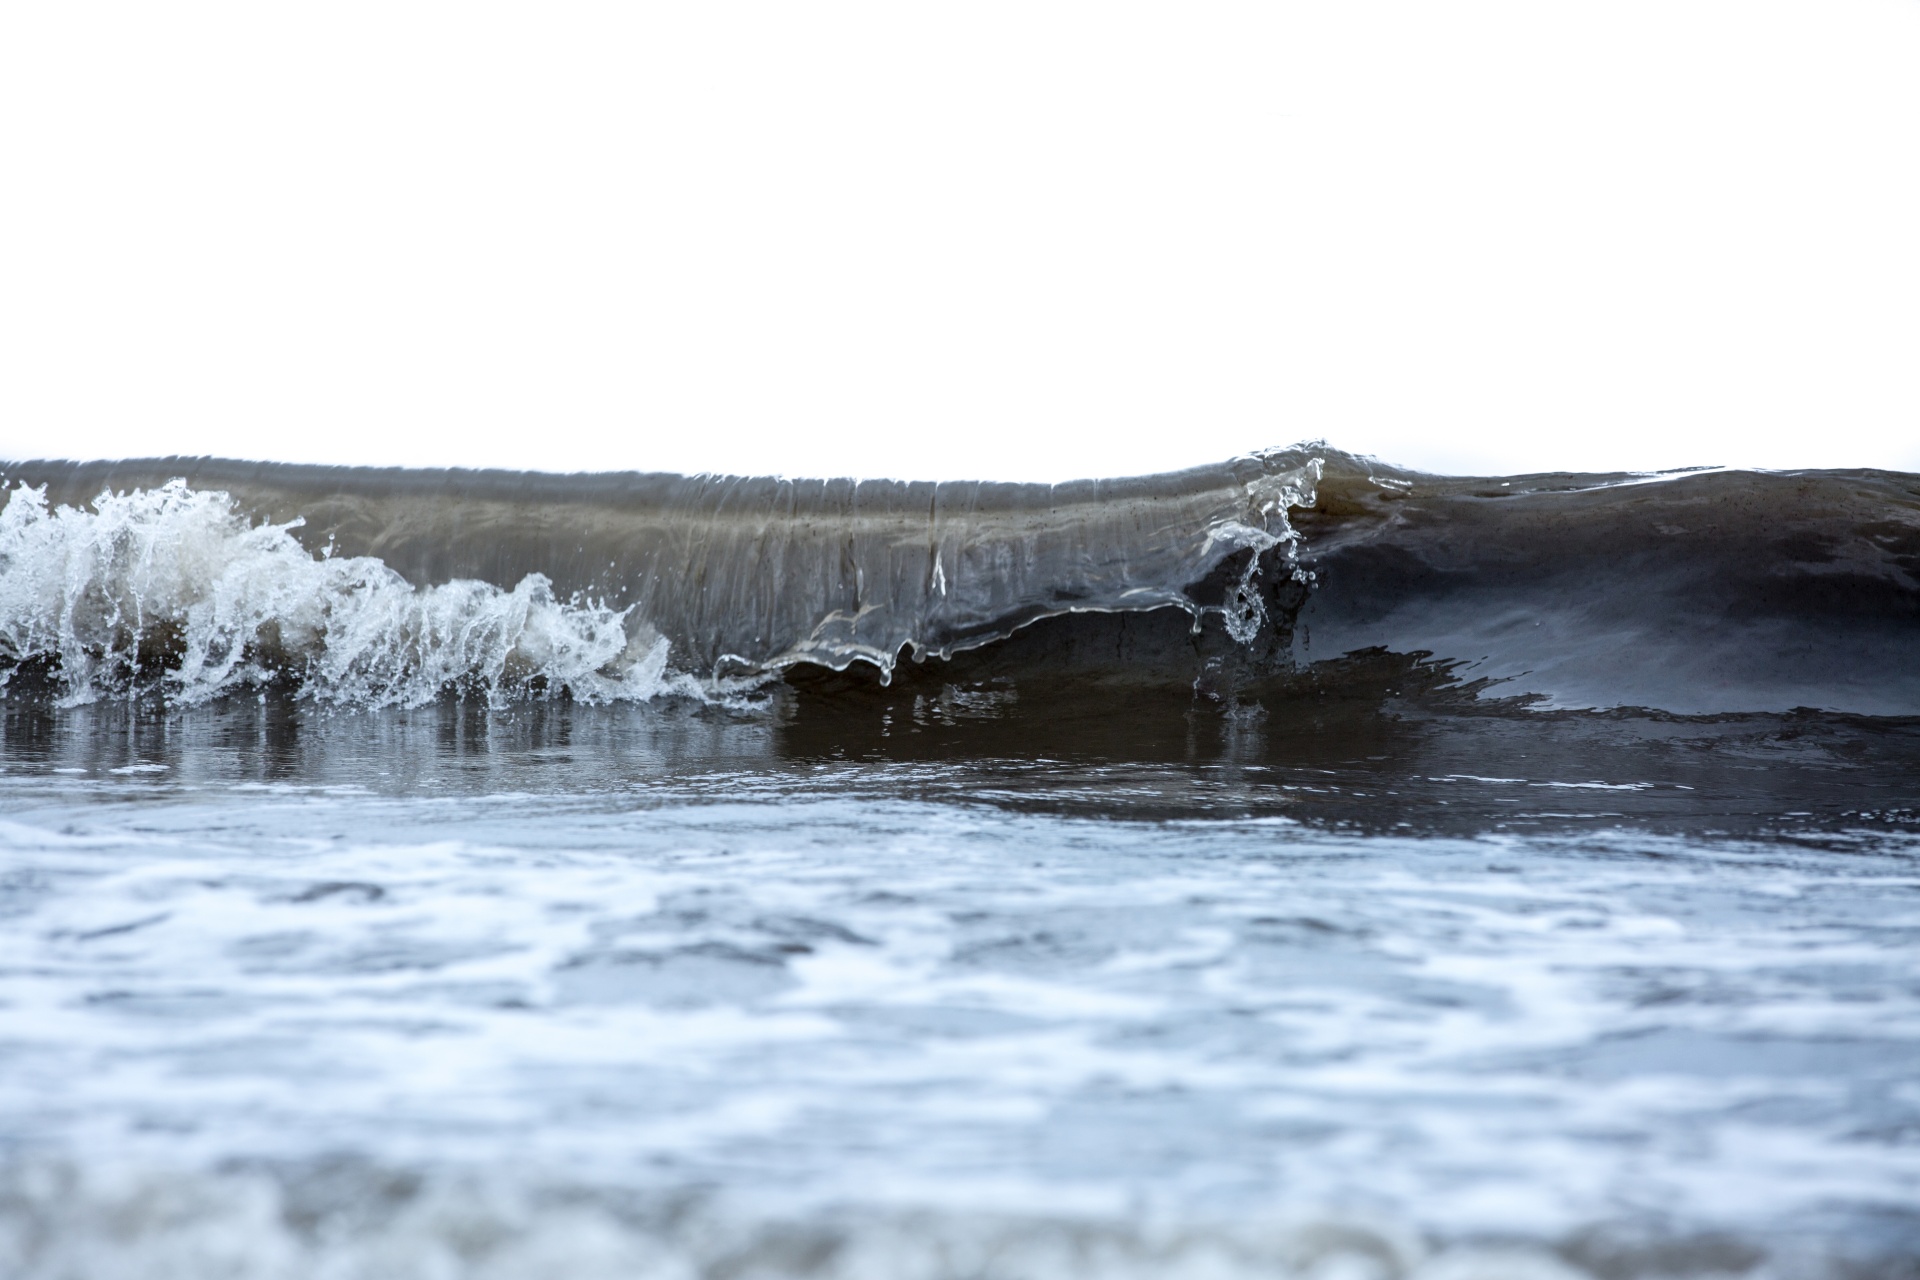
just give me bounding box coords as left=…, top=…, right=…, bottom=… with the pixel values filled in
left=0, top=481, right=683, bottom=707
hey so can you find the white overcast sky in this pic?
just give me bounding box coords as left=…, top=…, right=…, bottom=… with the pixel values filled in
left=3, top=2, right=1917, bottom=481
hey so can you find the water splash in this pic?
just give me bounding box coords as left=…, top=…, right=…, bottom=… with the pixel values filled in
left=0, top=481, right=687, bottom=707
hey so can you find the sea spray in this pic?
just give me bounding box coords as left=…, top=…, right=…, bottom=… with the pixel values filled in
left=0, top=481, right=684, bottom=707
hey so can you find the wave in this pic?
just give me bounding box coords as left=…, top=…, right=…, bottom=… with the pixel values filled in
left=1, top=448, right=1914, bottom=714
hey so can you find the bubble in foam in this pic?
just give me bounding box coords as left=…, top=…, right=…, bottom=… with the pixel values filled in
left=0, top=480, right=690, bottom=707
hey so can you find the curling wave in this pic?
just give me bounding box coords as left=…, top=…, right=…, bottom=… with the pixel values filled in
left=1, top=447, right=1916, bottom=715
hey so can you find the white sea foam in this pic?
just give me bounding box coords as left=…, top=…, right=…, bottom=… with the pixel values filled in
left=0, top=481, right=691, bottom=707
left=2, top=740, right=1916, bottom=1277
left=0, top=1158, right=1613, bottom=1280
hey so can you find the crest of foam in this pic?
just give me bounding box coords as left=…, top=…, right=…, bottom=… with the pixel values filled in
left=0, top=481, right=686, bottom=707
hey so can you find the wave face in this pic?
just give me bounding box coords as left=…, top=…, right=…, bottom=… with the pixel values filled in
left=1292, top=457, right=1920, bottom=715
left=1, top=448, right=1915, bottom=714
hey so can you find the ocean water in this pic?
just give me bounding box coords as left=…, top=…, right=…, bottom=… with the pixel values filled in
left=1, top=451, right=1917, bottom=1278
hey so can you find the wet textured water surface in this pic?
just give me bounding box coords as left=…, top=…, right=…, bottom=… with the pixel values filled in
left=1, top=697, right=1917, bottom=1280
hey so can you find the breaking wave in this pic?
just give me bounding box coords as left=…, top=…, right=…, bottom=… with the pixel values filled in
left=1, top=446, right=1915, bottom=715
left=0, top=481, right=686, bottom=707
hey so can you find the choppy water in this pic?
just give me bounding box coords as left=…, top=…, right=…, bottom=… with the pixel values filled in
left=1, top=452, right=1917, bottom=1277
left=2, top=699, right=1918, bottom=1279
